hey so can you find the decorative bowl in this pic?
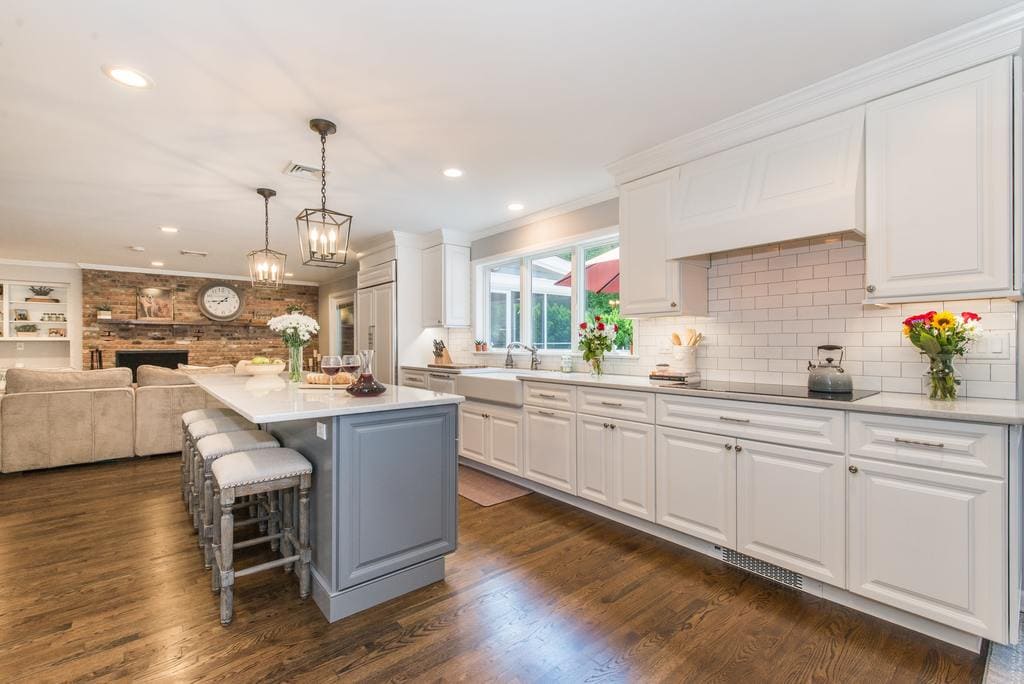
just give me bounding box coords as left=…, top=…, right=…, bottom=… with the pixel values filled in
left=238, top=361, right=286, bottom=376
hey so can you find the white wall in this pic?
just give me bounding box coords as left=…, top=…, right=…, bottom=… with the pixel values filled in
left=0, top=260, right=82, bottom=370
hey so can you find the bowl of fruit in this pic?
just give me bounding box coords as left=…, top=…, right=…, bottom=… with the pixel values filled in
left=238, top=356, right=286, bottom=376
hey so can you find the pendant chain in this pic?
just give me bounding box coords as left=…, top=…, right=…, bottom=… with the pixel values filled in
left=320, top=133, right=328, bottom=217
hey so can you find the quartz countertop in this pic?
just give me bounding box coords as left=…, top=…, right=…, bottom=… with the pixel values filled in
left=192, top=373, right=463, bottom=424
left=515, top=371, right=1024, bottom=425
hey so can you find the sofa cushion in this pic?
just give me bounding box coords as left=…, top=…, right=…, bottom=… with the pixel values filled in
left=178, top=363, right=236, bottom=375
left=4, top=368, right=132, bottom=395
left=136, top=365, right=194, bottom=387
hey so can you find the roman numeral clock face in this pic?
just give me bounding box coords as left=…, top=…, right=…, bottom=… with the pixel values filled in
left=199, top=283, right=244, bottom=321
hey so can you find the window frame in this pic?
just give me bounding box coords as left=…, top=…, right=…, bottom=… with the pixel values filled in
left=475, top=231, right=634, bottom=356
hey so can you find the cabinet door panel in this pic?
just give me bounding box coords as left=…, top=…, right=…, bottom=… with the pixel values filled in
left=736, top=441, right=845, bottom=586
left=655, top=426, right=735, bottom=547
left=866, top=58, right=1012, bottom=299
left=619, top=167, right=683, bottom=315
left=848, top=457, right=1006, bottom=640
left=372, top=283, right=396, bottom=384
left=458, top=403, right=488, bottom=464
left=421, top=245, right=443, bottom=327
left=524, top=407, right=577, bottom=493
left=489, top=410, right=522, bottom=475
left=612, top=419, right=656, bottom=522
left=443, top=245, right=471, bottom=327
left=578, top=415, right=611, bottom=506
left=427, top=373, right=456, bottom=394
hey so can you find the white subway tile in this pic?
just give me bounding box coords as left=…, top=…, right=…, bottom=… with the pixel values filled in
left=755, top=295, right=784, bottom=309
left=863, top=361, right=902, bottom=377
left=813, top=291, right=847, bottom=306
left=783, top=293, right=813, bottom=307
left=769, top=281, right=799, bottom=296
left=862, top=332, right=901, bottom=347
left=828, top=275, right=864, bottom=291
left=828, top=303, right=865, bottom=319
left=845, top=260, right=866, bottom=275
left=797, top=278, right=830, bottom=293
left=797, top=306, right=830, bottom=319
left=755, top=270, right=784, bottom=284
left=845, top=318, right=882, bottom=332
left=966, top=381, right=1016, bottom=400
left=783, top=266, right=815, bottom=281
left=769, top=255, right=799, bottom=270
left=741, top=283, right=768, bottom=298
left=828, top=245, right=865, bottom=262
left=782, top=320, right=813, bottom=333
left=882, top=377, right=923, bottom=394
left=741, top=259, right=769, bottom=273
left=812, top=319, right=846, bottom=333
left=844, top=346, right=881, bottom=361
left=797, top=251, right=829, bottom=267
left=813, top=263, right=846, bottom=278
left=769, top=307, right=798, bottom=320
left=754, top=321, right=782, bottom=334
left=755, top=371, right=783, bottom=384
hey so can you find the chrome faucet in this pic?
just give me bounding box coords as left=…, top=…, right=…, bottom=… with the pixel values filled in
left=505, top=342, right=540, bottom=370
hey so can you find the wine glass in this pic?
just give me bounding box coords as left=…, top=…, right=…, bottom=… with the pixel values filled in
left=340, top=354, right=362, bottom=387
left=321, top=355, right=342, bottom=394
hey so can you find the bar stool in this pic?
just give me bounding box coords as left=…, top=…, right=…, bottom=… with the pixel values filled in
left=211, top=448, right=312, bottom=625
left=195, top=429, right=281, bottom=567
left=181, top=408, right=239, bottom=503
left=187, top=415, right=256, bottom=528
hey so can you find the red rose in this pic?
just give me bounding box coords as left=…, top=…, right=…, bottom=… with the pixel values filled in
left=594, top=315, right=601, bottom=322
left=962, top=312, right=981, bottom=322
left=597, top=322, right=605, bottom=331
left=613, top=324, right=619, bottom=332
left=579, top=322, right=587, bottom=330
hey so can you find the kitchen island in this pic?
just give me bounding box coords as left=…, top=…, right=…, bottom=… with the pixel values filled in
left=191, top=373, right=463, bottom=622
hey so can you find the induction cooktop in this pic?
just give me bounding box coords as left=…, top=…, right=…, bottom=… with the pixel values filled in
left=672, top=380, right=879, bottom=402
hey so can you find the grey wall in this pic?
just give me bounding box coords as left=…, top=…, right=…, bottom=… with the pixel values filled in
left=470, top=198, right=619, bottom=261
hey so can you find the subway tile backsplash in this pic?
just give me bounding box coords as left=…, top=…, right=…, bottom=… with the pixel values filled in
left=449, top=232, right=1018, bottom=399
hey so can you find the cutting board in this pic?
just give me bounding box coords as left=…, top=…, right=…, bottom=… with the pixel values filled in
left=428, top=363, right=487, bottom=369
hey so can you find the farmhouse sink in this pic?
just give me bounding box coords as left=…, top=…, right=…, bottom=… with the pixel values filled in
left=455, top=372, right=525, bottom=406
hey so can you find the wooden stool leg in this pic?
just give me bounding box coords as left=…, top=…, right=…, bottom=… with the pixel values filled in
left=269, top=491, right=280, bottom=552
left=202, top=466, right=216, bottom=567
left=298, top=478, right=311, bottom=600
left=281, top=487, right=294, bottom=573
left=219, top=491, right=235, bottom=625
left=191, top=449, right=203, bottom=528
left=249, top=496, right=257, bottom=521
left=211, top=488, right=222, bottom=594
left=181, top=433, right=189, bottom=502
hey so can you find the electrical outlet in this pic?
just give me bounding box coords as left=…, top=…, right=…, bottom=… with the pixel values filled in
left=316, top=422, right=327, bottom=440
left=16, top=343, right=24, bottom=351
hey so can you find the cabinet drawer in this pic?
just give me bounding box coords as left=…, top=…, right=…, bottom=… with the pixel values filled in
left=577, top=386, right=655, bottom=424
left=523, top=381, right=576, bottom=411
left=849, top=413, right=1006, bottom=478
left=400, top=370, right=427, bottom=388
left=657, top=395, right=845, bottom=453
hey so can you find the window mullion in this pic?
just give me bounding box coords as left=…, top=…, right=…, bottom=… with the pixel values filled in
left=520, top=256, right=531, bottom=347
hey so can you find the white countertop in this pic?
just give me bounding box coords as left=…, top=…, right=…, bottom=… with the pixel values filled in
left=515, top=371, right=1024, bottom=425
left=191, top=373, right=463, bottom=424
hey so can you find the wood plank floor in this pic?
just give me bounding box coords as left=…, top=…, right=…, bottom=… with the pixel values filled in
left=0, top=456, right=988, bottom=682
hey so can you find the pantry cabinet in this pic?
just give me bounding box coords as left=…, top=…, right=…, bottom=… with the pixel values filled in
left=578, top=415, right=655, bottom=521
left=618, top=167, right=707, bottom=317
left=865, top=57, right=1015, bottom=301
left=523, top=406, right=577, bottom=493
left=736, top=440, right=845, bottom=586
left=847, top=455, right=1007, bottom=641
left=421, top=243, right=471, bottom=328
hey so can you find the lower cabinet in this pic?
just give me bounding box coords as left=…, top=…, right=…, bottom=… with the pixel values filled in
left=578, top=414, right=655, bottom=521
left=459, top=401, right=522, bottom=475
left=458, top=402, right=489, bottom=464
left=847, top=456, right=1007, bottom=640
left=524, top=406, right=577, bottom=493
left=736, top=440, right=845, bottom=586
left=655, top=426, right=736, bottom=547
left=427, top=372, right=457, bottom=394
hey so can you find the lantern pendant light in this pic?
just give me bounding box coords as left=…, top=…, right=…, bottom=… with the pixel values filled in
left=296, top=118, right=352, bottom=267
left=248, top=187, right=288, bottom=289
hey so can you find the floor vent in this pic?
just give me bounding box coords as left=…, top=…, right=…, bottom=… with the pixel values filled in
left=717, top=547, right=803, bottom=590
left=283, top=161, right=329, bottom=181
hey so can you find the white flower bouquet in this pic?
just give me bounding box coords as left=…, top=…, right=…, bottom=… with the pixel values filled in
left=267, top=312, right=320, bottom=381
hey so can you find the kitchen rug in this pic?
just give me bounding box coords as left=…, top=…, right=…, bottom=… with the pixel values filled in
left=458, top=465, right=531, bottom=506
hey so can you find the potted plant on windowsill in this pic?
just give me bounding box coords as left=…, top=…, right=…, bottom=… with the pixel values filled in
left=474, top=339, right=484, bottom=352
left=15, top=324, right=39, bottom=338
left=96, top=304, right=112, bottom=320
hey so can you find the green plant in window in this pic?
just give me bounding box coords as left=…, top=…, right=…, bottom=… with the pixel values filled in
left=585, top=292, right=633, bottom=351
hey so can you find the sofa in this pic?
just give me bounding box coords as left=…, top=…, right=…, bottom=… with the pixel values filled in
left=0, top=365, right=230, bottom=473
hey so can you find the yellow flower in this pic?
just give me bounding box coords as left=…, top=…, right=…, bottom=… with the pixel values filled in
left=902, top=324, right=911, bottom=336
left=932, top=310, right=956, bottom=330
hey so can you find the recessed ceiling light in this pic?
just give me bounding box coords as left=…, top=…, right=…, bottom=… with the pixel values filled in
left=507, top=202, right=525, bottom=212
left=160, top=226, right=178, bottom=233
left=102, top=65, right=153, bottom=89
left=442, top=168, right=464, bottom=178
left=284, top=272, right=294, bottom=277
left=150, top=261, right=164, bottom=267
left=129, top=245, right=146, bottom=252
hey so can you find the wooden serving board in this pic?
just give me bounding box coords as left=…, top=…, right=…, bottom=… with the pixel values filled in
left=428, top=363, right=487, bottom=369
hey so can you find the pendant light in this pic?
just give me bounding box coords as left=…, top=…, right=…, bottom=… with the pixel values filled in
left=248, top=187, right=288, bottom=289
left=296, top=118, right=352, bottom=267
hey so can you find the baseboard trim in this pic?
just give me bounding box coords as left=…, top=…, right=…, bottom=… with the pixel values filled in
left=311, top=558, right=446, bottom=623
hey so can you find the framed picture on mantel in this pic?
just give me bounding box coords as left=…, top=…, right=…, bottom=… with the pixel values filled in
left=137, top=287, right=173, bottom=321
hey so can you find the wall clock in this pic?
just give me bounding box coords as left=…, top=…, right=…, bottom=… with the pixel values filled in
left=197, top=282, right=245, bottom=322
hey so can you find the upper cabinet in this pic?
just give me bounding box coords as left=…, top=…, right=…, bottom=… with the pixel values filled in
left=619, top=167, right=708, bottom=317
left=864, top=58, right=1015, bottom=302
left=421, top=243, right=471, bottom=328
left=668, top=107, right=865, bottom=259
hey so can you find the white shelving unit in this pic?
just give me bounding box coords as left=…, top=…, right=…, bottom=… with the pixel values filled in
left=1, top=280, right=70, bottom=343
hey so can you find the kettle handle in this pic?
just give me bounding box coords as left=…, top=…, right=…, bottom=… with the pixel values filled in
left=816, top=344, right=844, bottom=366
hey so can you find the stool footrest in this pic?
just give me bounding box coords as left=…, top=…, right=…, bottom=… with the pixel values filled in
left=235, top=555, right=300, bottom=578
left=233, top=533, right=281, bottom=550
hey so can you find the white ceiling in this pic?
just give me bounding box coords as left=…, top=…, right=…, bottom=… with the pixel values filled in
left=0, top=0, right=1017, bottom=282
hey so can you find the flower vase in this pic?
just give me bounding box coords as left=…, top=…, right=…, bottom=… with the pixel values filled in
left=288, top=345, right=304, bottom=383
left=588, top=356, right=604, bottom=378
left=924, top=355, right=962, bottom=401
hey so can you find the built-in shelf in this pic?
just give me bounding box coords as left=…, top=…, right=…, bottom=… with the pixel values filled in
left=0, top=337, right=69, bottom=342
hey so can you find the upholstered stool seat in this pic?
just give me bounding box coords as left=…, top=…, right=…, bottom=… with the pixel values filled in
left=187, top=415, right=257, bottom=527
left=211, top=448, right=312, bottom=625
left=181, top=408, right=241, bottom=502
left=195, top=430, right=280, bottom=567
left=182, top=407, right=237, bottom=426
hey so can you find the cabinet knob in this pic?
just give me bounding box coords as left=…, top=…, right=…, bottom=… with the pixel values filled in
left=724, top=443, right=733, bottom=450
left=734, top=445, right=743, bottom=453
left=670, top=301, right=677, bottom=308
left=848, top=465, right=859, bottom=474
left=603, top=423, right=609, bottom=428
left=865, top=285, right=876, bottom=293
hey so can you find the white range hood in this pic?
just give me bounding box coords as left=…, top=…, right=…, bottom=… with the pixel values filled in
left=667, top=106, right=865, bottom=259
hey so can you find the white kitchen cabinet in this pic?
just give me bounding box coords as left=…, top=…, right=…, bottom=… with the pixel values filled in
left=421, top=243, right=471, bottom=328
left=669, top=107, right=865, bottom=258
left=619, top=167, right=707, bottom=317
left=865, top=58, right=1015, bottom=301
left=655, top=426, right=736, bottom=547
left=523, top=406, right=577, bottom=493
left=578, top=415, right=656, bottom=521
left=847, top=456, right=1006, bottom=640
left=356, top=281, right=396, bottom=384
left=399, top=368, right=428, bottom=389
left=459, top=401, right=522, bottom=474
left=736, top=440, right=846, bottom=586
left=459, top=402, right=488, bottom=463
left=426, top=371, right=457, bottom=394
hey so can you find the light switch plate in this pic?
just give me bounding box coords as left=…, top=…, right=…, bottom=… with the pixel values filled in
left=316, top=422, right=327, bottom=440
left=968, top=332, right=1010, bottom=360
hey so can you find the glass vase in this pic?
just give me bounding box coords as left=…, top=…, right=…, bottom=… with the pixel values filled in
left=288, top=345, right=304, bottom=383
left=923, top=354, right=962, bottom=401
left=588, top=356, right=604, bottom=378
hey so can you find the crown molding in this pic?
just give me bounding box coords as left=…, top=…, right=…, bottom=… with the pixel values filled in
left=607, top=3, right=1024, bottom=184
left=0, top=257, right=81, bottom=270
left=468, top=187, right=619, bottom=241
left=76, top=263, right=319, bottom=287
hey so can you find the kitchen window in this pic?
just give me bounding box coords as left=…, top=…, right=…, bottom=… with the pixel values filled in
left=478, top=237, right=633, bottom=355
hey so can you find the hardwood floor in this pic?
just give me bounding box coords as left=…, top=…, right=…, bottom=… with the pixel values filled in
left=0, top=456, right=987, bottom=682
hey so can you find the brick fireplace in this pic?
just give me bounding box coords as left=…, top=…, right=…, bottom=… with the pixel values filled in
left=82, top=269, right=319, bottom=368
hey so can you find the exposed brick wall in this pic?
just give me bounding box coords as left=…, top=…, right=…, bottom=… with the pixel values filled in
left=82, top=270, right=319, bottom=368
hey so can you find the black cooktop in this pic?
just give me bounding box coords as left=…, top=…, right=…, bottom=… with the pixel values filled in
left=672, top=380, right=879, bottom=402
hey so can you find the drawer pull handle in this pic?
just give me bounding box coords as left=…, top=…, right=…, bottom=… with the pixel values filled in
left=603, top=423, right=609, bottom=428
left=537, top=410, right=556, bottom=417
left=609, top=424, right=616, bottom=430
left=894, top=437, right=945, bottom=449
left=429, top=373, right=451, bottom=379
left=719, top=416, right=751, bottom=424
left=537, top=393, right=558, bottom=399
left=600, top=401, right=623, bottom=407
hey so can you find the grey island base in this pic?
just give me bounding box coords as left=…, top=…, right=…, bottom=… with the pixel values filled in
left=191, top=374, right=462, bottom=622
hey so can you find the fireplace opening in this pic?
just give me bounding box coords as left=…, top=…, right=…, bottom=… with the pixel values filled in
left=115, top=350, right=189, bottom=382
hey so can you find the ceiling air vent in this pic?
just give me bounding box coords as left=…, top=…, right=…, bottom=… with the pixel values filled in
left=180, top=249, right=208, bottom=257
left=282, top=161, right=330, bottom=181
